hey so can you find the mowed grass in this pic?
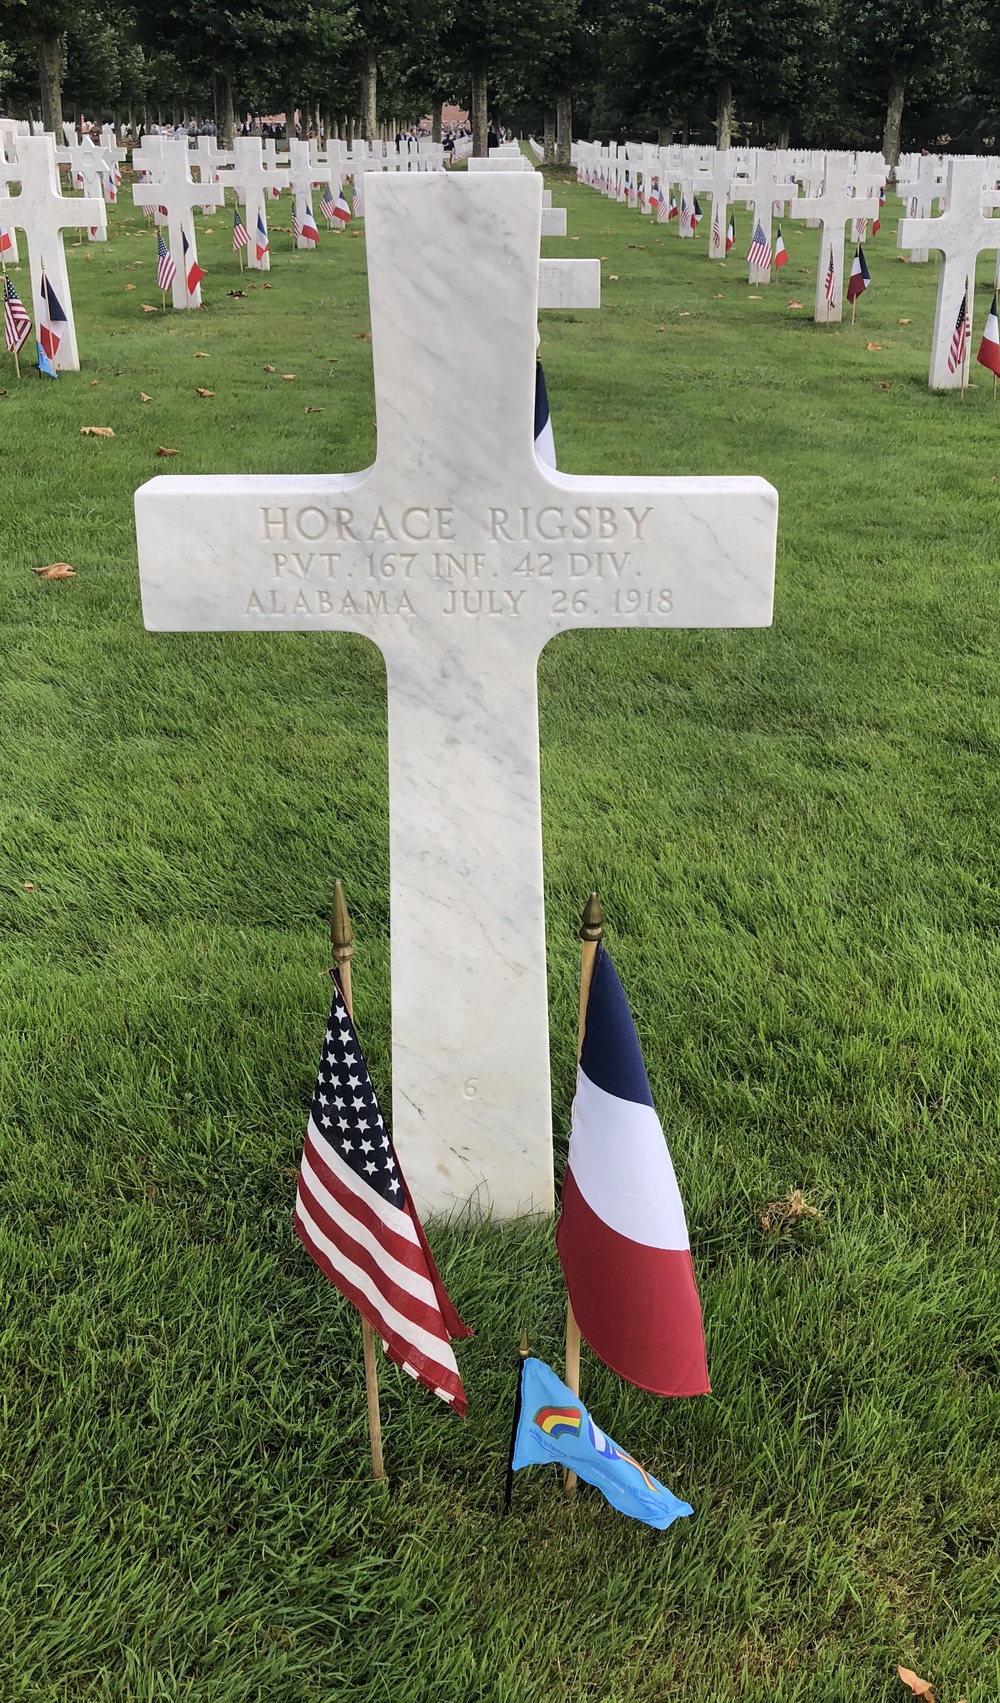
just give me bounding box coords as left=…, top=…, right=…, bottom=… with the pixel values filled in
left=1, top=167, right=999, bottom=1702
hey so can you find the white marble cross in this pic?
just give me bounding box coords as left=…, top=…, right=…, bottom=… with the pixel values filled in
left=796, top=158, right=881, bottom=323
left=58, top=137, right=108, bottom=239
left=731, top=153, right=786, bottom=283
left=0, top=133, right=21, bottom=261
left=133, top=173, right=777, bottom=1219
left=225, top=138, right=283, bottom=270
left=288, top=138, right=331, bottom=247
left=131, top=137, right=223, bottom=308
left=193, top=136, right=228, bottom=213
left=898, top=158, right=1000, bottom=388
left=693, top=153, right=734, bottom=258
left=0, top=134, right=105, bottom=370
left=896, top=153, right=945, bottom=262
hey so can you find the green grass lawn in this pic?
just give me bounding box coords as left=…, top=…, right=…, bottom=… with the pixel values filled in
left=1, top=169, right=998, bottom=1703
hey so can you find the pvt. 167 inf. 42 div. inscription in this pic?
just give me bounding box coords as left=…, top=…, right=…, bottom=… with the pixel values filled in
left=249, top=499, right=671, bottom=622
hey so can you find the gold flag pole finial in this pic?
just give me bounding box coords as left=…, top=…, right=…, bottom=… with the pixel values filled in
left=330, top=878, right=354, bottom=1016
left=519, top=1330, right=530, bottom=1359
left=579, top=891, right=604, bottom=944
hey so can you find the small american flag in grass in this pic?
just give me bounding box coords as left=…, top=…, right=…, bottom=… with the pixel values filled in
left=320, top=184, right=336, bottom=225
left=948, top=284, right=970, bottom=374
left=824, top=246, right=837, bottom=307
left=156, top=231, right=176, bottom=292
left=233, top=208, right=250, bottom=252
left=747, top=220, right=772, bottom=271
left=4, top=273, right=31, bottom=354
left=294, top=976, right=471, bottom=1414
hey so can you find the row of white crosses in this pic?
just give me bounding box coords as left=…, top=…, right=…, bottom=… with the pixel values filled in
left=133, top=169, right=778, bottom=1218
left=0, top=132, right=105, bottom=369
left=576, top=144, right=887, bottom=317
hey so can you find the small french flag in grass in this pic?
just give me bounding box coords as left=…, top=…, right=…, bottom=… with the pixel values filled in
left=774, top=226, right=788, bottom=267
left=976, top=291, right=1000, bottom=378
left=556, top=944, right=709, bottom=1398
left=846, top=243, right=871, bottom=304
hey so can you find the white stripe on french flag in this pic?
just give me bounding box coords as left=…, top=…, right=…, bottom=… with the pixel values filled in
left=556, top=944, right=710, bottom=1398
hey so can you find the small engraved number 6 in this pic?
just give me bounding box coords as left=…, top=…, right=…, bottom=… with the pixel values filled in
left=463, top=1077, right=478, bottom=1099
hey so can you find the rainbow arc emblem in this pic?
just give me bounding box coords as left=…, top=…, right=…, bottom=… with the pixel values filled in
left=533, top=1405, right=582, bottom=1439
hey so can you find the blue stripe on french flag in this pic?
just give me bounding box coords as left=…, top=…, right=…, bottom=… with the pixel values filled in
left=556, top=944, right=710, bottom=1398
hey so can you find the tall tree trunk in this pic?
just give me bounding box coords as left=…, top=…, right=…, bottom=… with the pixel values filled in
left=883, top=74, right=905, bottom=167
left=555, top=90, right=572, bottom=166
left=285, top=98, right=296, bottom=141
left=432, top=99, right=443, bottom=143
left=37, top=32, right=63, bottom=135
left=360, top=49, right=377, bottom=142
left=216, top=73, right=235, bottom=148
left=346, top=115, right=355, bottom=146
left=543, top=109, right=555, bottom=165
left=658, top=122, right=674, bottom=145
left=716, top=76, right=733, bottom=149
left=471, top=66, right=488, bottom=156
left=777, top=120, right=790, bottom=149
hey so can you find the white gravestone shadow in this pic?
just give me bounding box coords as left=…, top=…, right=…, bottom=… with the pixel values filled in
left=134, top=173, right=778, bottom=1219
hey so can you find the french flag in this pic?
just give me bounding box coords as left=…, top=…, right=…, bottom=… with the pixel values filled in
left=556, top=944, right=709, bottom=1398
left=976, top=291, right=1000, bottom=377
left=255, top=211, right=269, bottom=260
left=533, top=359, right=555, bottom=467
left=38, top=274, right=68, bottom=360
left=182, top=231, right=205, bottom=294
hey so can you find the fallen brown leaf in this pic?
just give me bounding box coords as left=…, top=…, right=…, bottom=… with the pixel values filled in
left=193, top=351, right=209, bottom=358
left=352, top=332, right=371, bottom=341
left=866, top=341, right=882, bottom=351
left=141, top=304, right=158, bottom=313
left=124, top=283, right=136, bottom=291
left=195, top=387, right=215, bottom=397
left=80, top=426, right=115, bottom=437
left=897, top=1670, right=934, bottom=1701
left=898, top=317, right=912, bottom=324
left=877, top=380, right=893, bottom=389
left=656, top=323, right=665, bottom=331
left=748, top=293, right=762, bottom=299
left=304, top=405, right=325, bottom=414
left=761, top=1190, right=820, bottom=1233
left=227, top=289, right=246, bottom=298
left=281, top=374, right=296, bottom=381
left=787, top=300, right=803, bottom=308
left=156, top=446, right=178, bottom=456
left=609, top=274, right=620, bottom=281
left=263, top=364, right=275, bottom=372
left=32, top=562, right=76, bottom=578
left=327, top=357, right=339, bottom=363
left=23, top=882, right=34, bottom=891
left=262, top=282, right=272, bottom=289
left=139, top=392, right=152, bottom=402
left=713, top=293, right=724, bottom=298
left=90, top=379, right=99, bottom=386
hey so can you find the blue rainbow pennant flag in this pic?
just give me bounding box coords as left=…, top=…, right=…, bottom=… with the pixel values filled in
left=509, top=1356, right=693, bottom=1529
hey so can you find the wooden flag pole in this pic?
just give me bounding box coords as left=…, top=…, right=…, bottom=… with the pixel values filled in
left=331, top=878, right=386, bottom=1483
left=564, top=890, right=604, bottom=1497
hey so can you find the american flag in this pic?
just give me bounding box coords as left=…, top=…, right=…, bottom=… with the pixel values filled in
left=292, top=211, right=301, bottom=242
left=233, top=208, right=250, bottom=251
left=156, top=231, right=176, bottom=292
left=747, top=220, right=772, bottom=270
left=294, top=976, right=471, bottom=1413
left=947, top=284, right=970, bottom=374
left=679, top=194, right=694, bottom=234
left=320, top=184, right=336, bottom=225
left=352, top=181, right=361, bottom=217
left=824, top=246, right=837, bottom=307
left=3, top=273, right=31, bottom=354
left=656, top=189, right=672, bottom=225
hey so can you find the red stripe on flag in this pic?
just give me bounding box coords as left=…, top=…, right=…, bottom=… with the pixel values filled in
left=556, top=1165, right=710, bottom=1397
